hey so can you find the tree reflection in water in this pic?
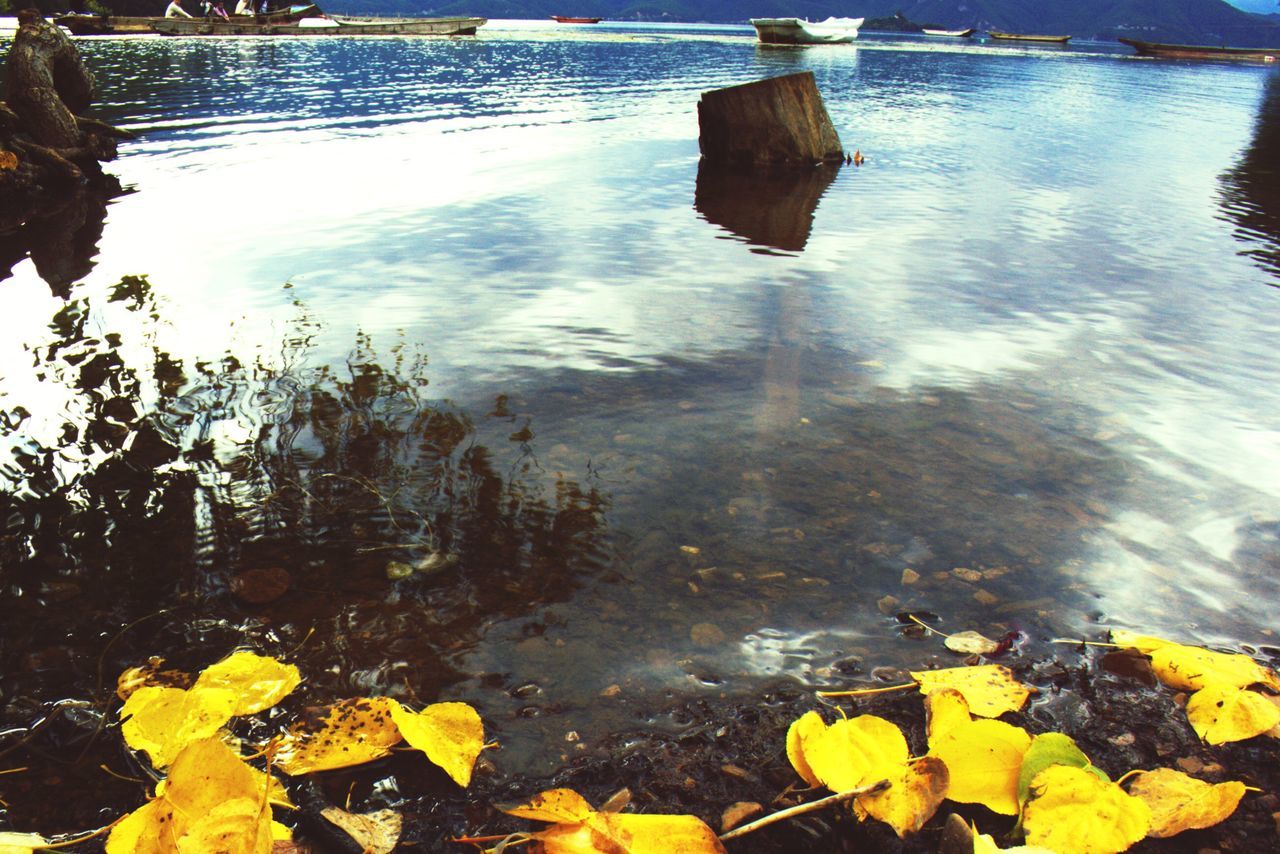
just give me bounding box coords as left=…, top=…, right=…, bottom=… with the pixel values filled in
left=0, top=273, right=608, bottom=831
left=1221, top=71, right=1280, bottom=287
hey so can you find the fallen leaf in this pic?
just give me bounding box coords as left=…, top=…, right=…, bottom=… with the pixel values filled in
left=924, top=687, right=972, bottom=746
left=801, top=714, right=908, bottom=793
left=175, top=796, right=272, bottom=854
left=502, top=789, right=725, bottom=853
left=910, top=665, right=1032, bottom=717
left=388, top=700, right=485, bottom=787
left=502, top=788, right=596, bottom=824
left=854, top=756, right=949, bottom=836
left=944, top=631, right=1000, bottom=656
left=1109, top=629, right=1173, bottom=653
left=0, top=832, right=51, bottom=854
left=720, top=801, right=763, bottom=832
left=1126, top=767, right=1247, bottom=837
left=1023, top=765, right=1150, bottom=854
left=928, top=717, right=1031, bottom=815
left=1017, top=732, right=1108, bottom=808
left=1184, top=684, right=1280, bottom=744
left=193, top=650, right=302, bottom=716
left=275, top=697, right=403, bottom=775
left=785, top=710, right=825, bottom=787
left=321, top=806, right=401, bottom=854
left=1148, top=643, right=1279, bottom=692
left=115, top=658, right=194, bottom=700
left=120, top=684, right=238, bottom=769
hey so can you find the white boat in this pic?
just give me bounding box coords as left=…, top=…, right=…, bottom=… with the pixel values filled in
left=922, top=27, right=975, bottom=38
left=750, top=16, right=863, bottom=45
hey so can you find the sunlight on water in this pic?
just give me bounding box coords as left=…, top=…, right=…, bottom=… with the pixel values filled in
left=3, top=24, right=1280, bottom=778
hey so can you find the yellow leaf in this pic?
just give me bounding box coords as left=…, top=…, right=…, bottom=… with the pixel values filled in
left=854, top=755, right=948, bottom=837
left=275, top=697, right=404, bottom=775
left=973, top=831, right=1056, bottom=853
left=924, top=688, right=972, bottom=747
left=165, top=736, right=286, bottom=815
left=116, top=659, right=193, bottom=700
left=104, top=797, right=179, bottom=854
left=1125, top=768, right=1247, bottom=838
left=535, top=811, right=726, bottom=853
left=0, top=832, right=50, bottom=854
left=174, top=796, right=272, bottom=854
left=320, top=806, right=401, bottom=854
left=1017, top=732, right=1107, bottom=807
left=804, top=715, right=908, bottom=793
left=1024, top=765, right=1151, bottom=854
left=944, top=630, right=1000, bottom=656
left=120, top=685, right=238, bottom=769
left=928, top=717, right=1031, bottom=815
left=1108, top=629, right=1173, bottom=653
left=1149, top=643, right=1277, bottom=692
left=502, top=788, right=597, bottom=824
left=910, top=665, right=1031, bottom=717
left=785, top=710, right=826, bottom=787
left=1185, top=684, right=1280, bottom=744
left=388, top=700, right=485, bottom=787
left=193, top=651, right=302, bottom=716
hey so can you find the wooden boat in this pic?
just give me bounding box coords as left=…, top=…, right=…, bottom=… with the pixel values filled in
left=750, top=17, right=864, bottom=45
left=922, top=27, right=975, bottom=38
left=550, top=16, right=602, bottom=24
left=150, top=14, right=485, bottom=36
left=988, top=30, right=1071, bottom=43
left=1119, top=37, right=1280, bottom=62
left=55, top=4, right=319, bottom=35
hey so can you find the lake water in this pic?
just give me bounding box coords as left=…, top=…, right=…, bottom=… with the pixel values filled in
left=3, top=19, right=1280, bottom=820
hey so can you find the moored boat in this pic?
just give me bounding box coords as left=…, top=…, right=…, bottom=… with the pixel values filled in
left=988, top=30, right=1071, bottom=43
left=150, top=14, right=485, bottom=35
left=1119, top=37, right=1279, bottom=62
left=922, top=27, right=974, bottom=37
left=550, top=16, right=602, bottom=24
left=55, top=4, right=319, bottom=35
left=750, top=16, right=864, bottom=45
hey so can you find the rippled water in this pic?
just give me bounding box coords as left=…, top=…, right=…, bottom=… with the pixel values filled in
left=3, top=21, right=1280, bottom=812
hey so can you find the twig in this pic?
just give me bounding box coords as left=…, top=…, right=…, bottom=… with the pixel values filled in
left=816, top=683, right=915, bottom=699
left=718, top=779, right=891, bottom=842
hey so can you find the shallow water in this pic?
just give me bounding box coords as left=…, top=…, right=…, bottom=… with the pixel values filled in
left=2, top=20, right=1280, bottom=819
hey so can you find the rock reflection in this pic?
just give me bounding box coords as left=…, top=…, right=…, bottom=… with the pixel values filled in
left=694, top=159, right=841, bottom=253
left=0, top=275, right=608, bottom=827
left=1220, top=72, right=1280, bottom=287
left=0, top=185, right=121, bottom=297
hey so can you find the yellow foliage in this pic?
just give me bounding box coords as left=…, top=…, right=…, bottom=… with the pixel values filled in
left=924, top=687, right=972, bottom=745
left=0, top=832, right=50, bottom=854
left=1108, top=629, right=1173, bottom=654
left=173, top=796, right=272, bottom=854
left=796, top=714, right=907, bottom=793
left=119, top=685, right=238, bottom=769
left=928, top=717, right=1031, bottom=815
left=1184, top=684, right=1280, bottom=745
left=910, top=665, right=1031, bottom=717
left=502, top=789, right=725, bottom=853
left=853, top=755, right=949, bottom=837
left=785, top=710, right=825, bottom=787
left=973, top=831, right=1056, bottom=853
left=192, top=650, right=302, bottom=716
left=388, top=700, right=485, bottom=788
left=320, top=806, right=401, bottom=854
left=1148, top=643, right=1279, bottom=692
left=275, top=697, right=404, bottom=775
left=1023, top=765, right=1151, bottom=854
left=1125, top=768, right=1247, bottom=838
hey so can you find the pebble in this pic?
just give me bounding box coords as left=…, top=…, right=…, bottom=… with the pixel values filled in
left=721, top=802, right=764, bottom=832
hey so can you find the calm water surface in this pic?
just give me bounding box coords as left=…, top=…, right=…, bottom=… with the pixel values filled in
left=2, top=20, right=1280, bottom=818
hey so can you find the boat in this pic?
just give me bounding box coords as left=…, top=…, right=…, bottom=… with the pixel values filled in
left=150, top=14, right=485, bottom=35
left=988, top=30, right=1071, bottom=43
left=922, top=27, right=975, bottom=38
left=1119, top=37, right=1280, bottom=62
left=54, top=4, right=320, bottom=35
left=550, top=16, right=602, bottom=24
left=750, top=17, right=864, bottom=45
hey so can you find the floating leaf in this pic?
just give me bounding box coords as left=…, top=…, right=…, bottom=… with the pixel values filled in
left=321, top=806, right=402, bottom=854
left=120, top=684, right=238, bottom=769
left=1023, top=765, right=1150, bottom=854
left=116, top=658, right=194, bottom=700
left=193, top=650, right=302, bottom=716
left=1148, top=643, right=1278, bottom=692
left=502, top=788, right=725, bottom=853
left=924, top=687, right=972, bottom=746
left=910, top=665, right=1032, bottom=717
left=105, top=798, right=177, bottom=854
left=785, top=710, right=825, bottom=787
left=1125, top=768, right=1247, bottom=837
left=928, top=717, right=1031, bottom=815
left=1108, top=629, right=1173, bottom=653
left=944, top=630, right=1000, bottom=656
left=275, top=697, right=403, bottom=775
left=164, top=736, right=288, bottom=813
left=388, top=700, right=485, bottom=787
left=1185, top=684, right=1280, bottom=744
left=174, top=796, right=272, bottom=854
left=854, top=756, right=949, bottom=837
left=1017, top=732, right=1108, bottom=808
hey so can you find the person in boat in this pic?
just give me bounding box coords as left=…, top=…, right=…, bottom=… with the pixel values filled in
left=210, top=0, right=230, bottom=19
left=164, top=0, right=194, bottom=17
left=233, top=0, right=254, bottom=14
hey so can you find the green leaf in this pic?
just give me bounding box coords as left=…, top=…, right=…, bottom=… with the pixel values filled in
left=1017, top=732, right=1108, bottom=807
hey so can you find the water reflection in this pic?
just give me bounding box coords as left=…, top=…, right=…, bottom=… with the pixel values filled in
left=1221, top=71, right=1280, bottom=286
left=0, top=186, right=121, bottom=297
left=693, top=160, right=841, bottom=252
